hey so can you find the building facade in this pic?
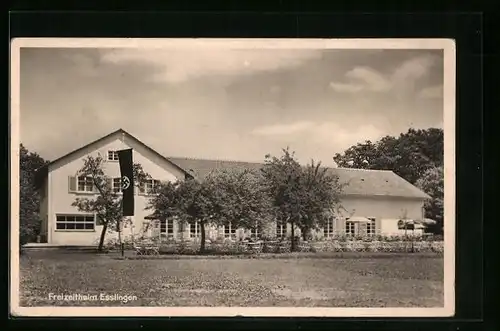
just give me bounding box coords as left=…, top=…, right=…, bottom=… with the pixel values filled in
left=34, top=129, right=430, bottom=246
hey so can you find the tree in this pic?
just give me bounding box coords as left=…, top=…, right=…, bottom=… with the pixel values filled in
left=71, top=155, right=150, bottom=252
left=148, top=168, right=272, bottom=253
left=415, top=166, right=444, bottom=234
left=207, top=168, right=272, bottom=237
left=147, top=180, right=182, bottom=220
left=333, top=128, right=443, bottom=184
left=333, top=140, right=381, bottom=170
left=298, top=160, right=345, bottom=241
left=20, top=144, right=49, bottom=246
left=333, top=128, right=444, bottom=231
left=261, top=148, right=344, bottom=251
left=171, top=177, right=218, bottom=253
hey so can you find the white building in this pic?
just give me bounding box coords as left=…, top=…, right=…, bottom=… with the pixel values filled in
left=34, top=129, right=430, bottom=246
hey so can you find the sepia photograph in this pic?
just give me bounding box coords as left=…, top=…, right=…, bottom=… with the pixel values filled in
left=10, top=38, right=455, bottom=317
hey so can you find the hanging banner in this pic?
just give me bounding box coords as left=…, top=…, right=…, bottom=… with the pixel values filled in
left=118, top=148, right=135, bottom=216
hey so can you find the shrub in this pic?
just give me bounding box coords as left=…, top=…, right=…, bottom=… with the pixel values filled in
left=127, top=235, right=445, bottom=255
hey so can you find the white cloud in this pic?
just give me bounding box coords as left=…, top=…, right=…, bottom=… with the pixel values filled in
left=329, top=82, right=364, bottom=93
left=252, top=121, right=315, bottom=136
left=392, top=54, right=437, bottom=84
left=252, top=121, right=384, bottom=152
left=311, top=122, right=384, bottom=150
left=99, top=49, right=321, bottom=83
left=418, top=85, right=443, bottom=99
left=345, top=67, right=392, bottom=92
left=329, top=54, right=439, bottom=94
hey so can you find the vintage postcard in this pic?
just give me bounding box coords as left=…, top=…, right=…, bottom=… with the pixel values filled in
left=10, top=38, right=455, bottom=317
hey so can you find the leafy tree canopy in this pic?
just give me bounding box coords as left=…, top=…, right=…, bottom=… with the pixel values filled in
left=333, top=128, right=444, bottom=232
left=261, top=148, right=344, bottom=247
left=71, top=155, right=150, bottom=251
left=206, top=168, right=272, bottom=230
left=415, top=166, right=444, bottom=233
left=333, top=128, right=443, bottom=184
left=20, top=144, right=49, bottom=245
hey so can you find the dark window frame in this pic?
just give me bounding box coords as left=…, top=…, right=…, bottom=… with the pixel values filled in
left=55, top=214, right=95, bottom=232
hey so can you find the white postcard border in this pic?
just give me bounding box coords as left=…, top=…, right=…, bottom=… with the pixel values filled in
left=9, top=38, right=456, bottom=317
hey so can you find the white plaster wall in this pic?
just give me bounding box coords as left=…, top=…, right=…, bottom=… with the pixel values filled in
left=48, top=135, right=185, bottom=245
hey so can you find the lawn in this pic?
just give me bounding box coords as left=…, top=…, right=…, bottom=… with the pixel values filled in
left=19, top=251, right=444, bottom=307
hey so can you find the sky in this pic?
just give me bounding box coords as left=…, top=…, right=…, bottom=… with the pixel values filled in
left=19, top=45, right=444, bottom=165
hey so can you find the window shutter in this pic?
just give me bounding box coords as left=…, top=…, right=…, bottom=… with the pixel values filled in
left=68, top=176, right=77, bottom=192
left=106, top=177, right=112, bottom=190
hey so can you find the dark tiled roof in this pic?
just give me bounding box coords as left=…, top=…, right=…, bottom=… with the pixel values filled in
left=33, top=129, right=430, bottom=200
left=324, top=167, right=430, bottom=199
left=167, top=157, right=430, bottom=199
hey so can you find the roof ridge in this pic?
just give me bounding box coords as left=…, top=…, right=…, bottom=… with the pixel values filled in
left=333, top=167, right=394, bottom=172
left=167, top=156, right=264, bottom=164
left=167, top=157, right=396, bottom=172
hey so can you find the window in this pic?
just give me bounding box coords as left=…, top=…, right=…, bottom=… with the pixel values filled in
left=69, top=176, right=96, bottom=193
left=112, top=177, right=122, bottom=193
left=276, top=221, right=285, bottom=238
left=160, top=219, right=174, bottom=237
left=77, top=176, right=94, bottom=193
left=224, top=223, right=236, bottom=238
left=139, top=179, right=161, bottom=195
left=56, top=214, right=95, bottom=231
left=366, top=218, right=376, bottom=235
left=345, top=220, right=355, bottom=236
left=108, top=150, right=119, bottom=161
left=190, top=222, right=201, bottom=238
left=251, top=222, right=261, bottom=239
left=323, top=217, right=335, bottom=238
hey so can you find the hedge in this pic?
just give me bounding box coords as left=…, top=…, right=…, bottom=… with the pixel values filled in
left=103, top=238, right=444, bottom=255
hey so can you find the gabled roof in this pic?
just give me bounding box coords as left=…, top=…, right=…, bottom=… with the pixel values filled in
left=34, top=129, right=431, bottom=200
left=34, top=129, right=192, bottom=188
left=167, top=157, right=431, bottom=199
left=324, top=167, right=431, bottom=199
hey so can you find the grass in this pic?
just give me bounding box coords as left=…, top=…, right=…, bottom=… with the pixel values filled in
left=19, top=251, right=444, bottom=307
left=117, top=251, right=442, bottom=260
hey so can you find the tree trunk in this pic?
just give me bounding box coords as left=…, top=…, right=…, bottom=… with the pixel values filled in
left=291, top=219, right=296, bottom=252
left=118, top=220, right=123, bottom=257
left=200, top=220, right=206, bottom=253
left=98, top=223, right=108, bottom=252
left=302, top=228, right=308, bottom=241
